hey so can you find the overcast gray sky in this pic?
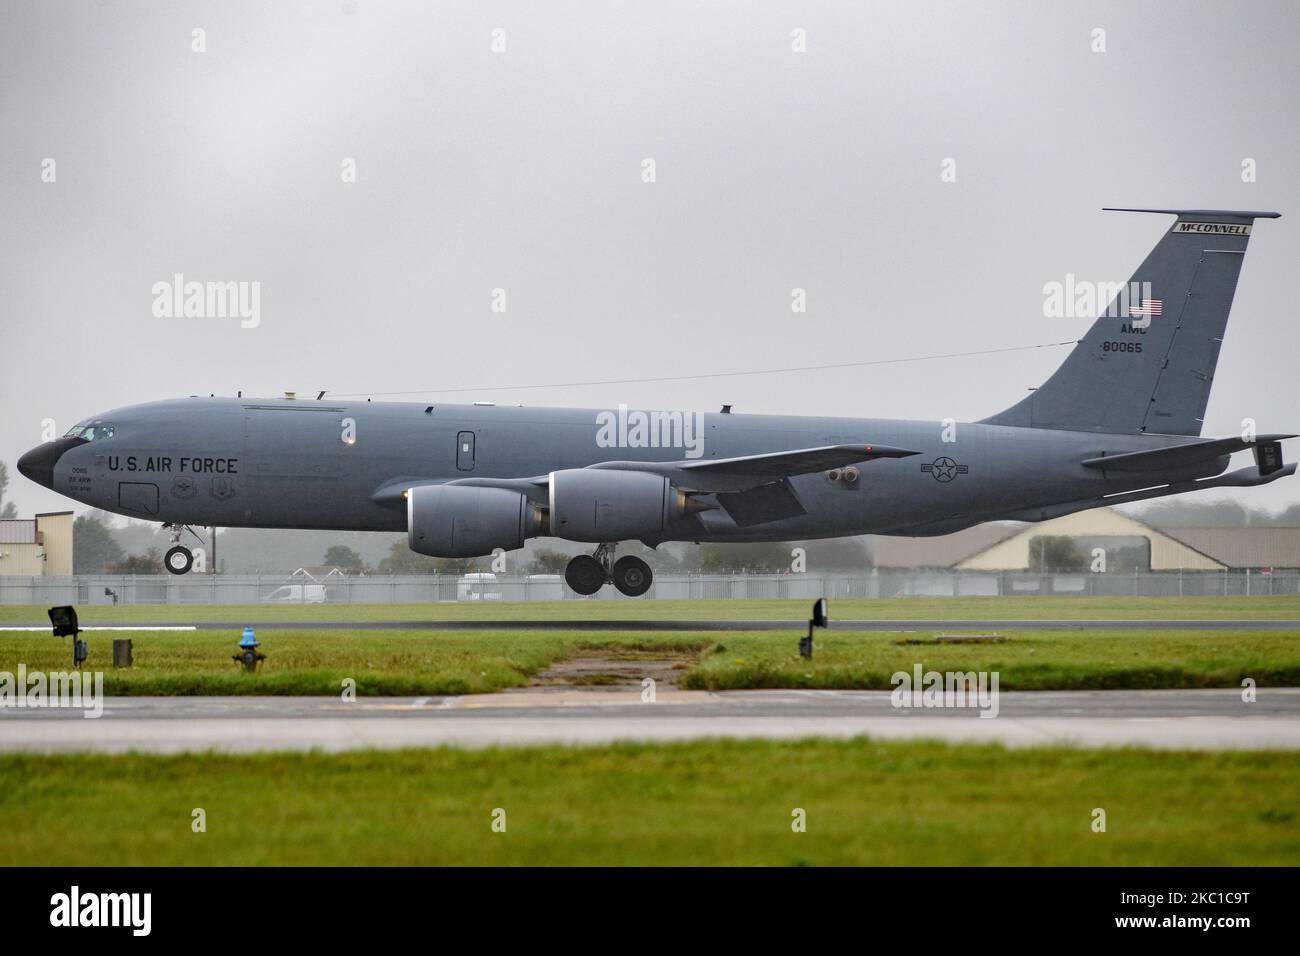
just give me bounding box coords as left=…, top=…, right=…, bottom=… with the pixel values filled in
left=2, top=0, right=1298, bottom=518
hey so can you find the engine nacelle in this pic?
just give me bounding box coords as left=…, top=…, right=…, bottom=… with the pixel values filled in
left=549, top=469, right=691, bottom=542
left=407, top=485, right=541, bottom=557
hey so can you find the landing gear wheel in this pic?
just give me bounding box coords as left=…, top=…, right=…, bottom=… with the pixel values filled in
left=612, top=556, right=653, bottom=597
left=164, top=546, right=194, bottom=575
left=564, top=554, right=607, bottom=596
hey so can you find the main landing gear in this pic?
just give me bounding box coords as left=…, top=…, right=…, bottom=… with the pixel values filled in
left=162, top=524, right=202, bottom=575
left=564, top=543, right=653, bottom=597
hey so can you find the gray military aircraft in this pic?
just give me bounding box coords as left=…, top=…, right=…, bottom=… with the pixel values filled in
left=18, top=208, right=1292, bottom=596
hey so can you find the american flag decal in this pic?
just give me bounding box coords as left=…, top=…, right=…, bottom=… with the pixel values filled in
left=1128, top=298, right=1162, bottom=317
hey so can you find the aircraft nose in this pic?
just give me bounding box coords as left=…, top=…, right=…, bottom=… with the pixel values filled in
left=16, top=437, right=83, bottom=489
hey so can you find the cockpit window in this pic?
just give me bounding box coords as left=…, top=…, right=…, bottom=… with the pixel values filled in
left=63, top=421, right=114, bottom=441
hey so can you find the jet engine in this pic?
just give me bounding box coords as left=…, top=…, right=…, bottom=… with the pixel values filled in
left=407, top=485, right=544, bottom=557
left=548, top=469, right=703, bottom=542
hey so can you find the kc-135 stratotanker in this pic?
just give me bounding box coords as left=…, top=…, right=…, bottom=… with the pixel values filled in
left=18, top=208, right=1293, bottom=596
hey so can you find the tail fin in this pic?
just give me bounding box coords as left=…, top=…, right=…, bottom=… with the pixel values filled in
left=983, top=208, right=1279, bottom=435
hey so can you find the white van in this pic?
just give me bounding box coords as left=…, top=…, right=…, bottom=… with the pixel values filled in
left=457, top=572, right=502, bottom=601
left=262, top=584, right=327, bottom=604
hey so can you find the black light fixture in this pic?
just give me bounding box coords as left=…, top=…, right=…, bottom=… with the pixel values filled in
left=800, top=598, right=828, bottom=659
left=47, top=605, right=87, bottom=668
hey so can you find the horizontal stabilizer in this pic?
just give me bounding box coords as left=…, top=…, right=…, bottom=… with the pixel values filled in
left=1002, top=462, right=1296, bottom=523
left=1081, top=434, right=1295, bottom=472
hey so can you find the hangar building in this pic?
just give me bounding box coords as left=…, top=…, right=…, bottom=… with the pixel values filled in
left=0, top=512, right=74, bottom=576
left=868, top=507, right=1300, bottom=573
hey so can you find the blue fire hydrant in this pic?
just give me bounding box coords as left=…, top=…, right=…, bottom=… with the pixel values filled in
left=233, top=626, right=266, bottom=672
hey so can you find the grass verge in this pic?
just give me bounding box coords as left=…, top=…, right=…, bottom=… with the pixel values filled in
left=1, top=740, right=1296, bottom=865
left=681, top=628, right=1300, bottom=690
left=0, top=630, right=706, bottom=696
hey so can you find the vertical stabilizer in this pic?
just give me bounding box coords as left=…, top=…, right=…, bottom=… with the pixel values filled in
left=983, top=208, right=1279, bottom=435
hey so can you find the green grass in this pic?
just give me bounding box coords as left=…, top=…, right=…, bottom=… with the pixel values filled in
left=1, top=627, right=1297, bottom=694
left=682, top=629, right=1300, bottom=691
left=2, top=594, right=1298, bottom=624
left=1, top=740, right=1296, bottom=865
left=0, top=629, right=706, bottom=696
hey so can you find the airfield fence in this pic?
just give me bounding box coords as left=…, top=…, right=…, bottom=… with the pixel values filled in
left=1, top=570, right=1298, bottom=606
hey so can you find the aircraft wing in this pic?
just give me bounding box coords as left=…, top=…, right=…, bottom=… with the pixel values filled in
left=587, top=443, right=918, bottom=526
left=589, top=443, right=919, bottom=492
left=373, top=443, right=917, bottom=528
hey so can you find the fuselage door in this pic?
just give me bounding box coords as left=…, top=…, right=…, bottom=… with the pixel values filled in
left=118, top=481, right=159, bottom=516
left=456, top=431, right=475, bottom=471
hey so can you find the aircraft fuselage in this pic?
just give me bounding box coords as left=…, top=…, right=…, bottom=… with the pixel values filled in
left=21, top=396, right=1244, bottom=542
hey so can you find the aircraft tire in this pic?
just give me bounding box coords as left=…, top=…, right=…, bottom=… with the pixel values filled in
left=564, top=554, right=607, bottom=595
left=164, top=546, right=194, bottom=575
left=611, top=556, right=653, bottom=597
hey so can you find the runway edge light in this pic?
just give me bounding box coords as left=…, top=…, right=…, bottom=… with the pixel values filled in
left=47, top=605, right=88, bottom=669
left=800, top=599, right=829, bottom=659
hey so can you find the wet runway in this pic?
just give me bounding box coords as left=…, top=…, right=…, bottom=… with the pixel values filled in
left=2, top=687, right=1297, bottom=753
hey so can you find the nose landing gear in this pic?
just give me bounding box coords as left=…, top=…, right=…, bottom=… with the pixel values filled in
left=161, top=523, right=203, bottom=575
left=563, top=543, right=654, bottom=597
left=164, top=546, right=194, bottom=575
